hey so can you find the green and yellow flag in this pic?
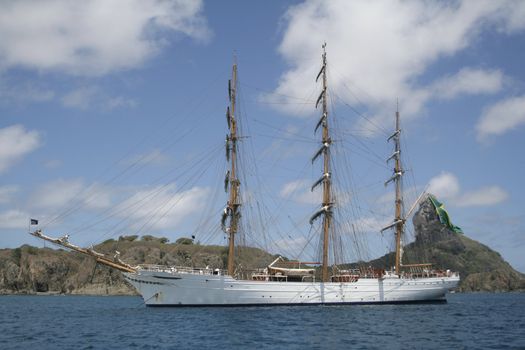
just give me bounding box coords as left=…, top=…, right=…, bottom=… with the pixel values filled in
left=428, top=195, right=463, bottom=234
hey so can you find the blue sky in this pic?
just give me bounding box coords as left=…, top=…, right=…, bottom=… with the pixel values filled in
left=1, top=0, right=524, bottom=272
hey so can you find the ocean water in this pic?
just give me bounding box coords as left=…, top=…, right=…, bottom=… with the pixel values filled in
left=0, top=293, right=523, bottom=349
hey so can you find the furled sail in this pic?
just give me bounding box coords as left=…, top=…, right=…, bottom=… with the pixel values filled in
left=225, top=136, right=230, bottom=161
left=316, top=65, right=325, bottom=82
left=315, top=112, right=327, bottom=133
left=380, top=219, right=404, bottom=232
left=226, top=107, right=231, bottom=130
left=309, top=205, right=331, bottom=225
left=312, top=142, right=329, bottom=163
left=315, top=88, right=326, bottom=109
left=311, top=172, right=330, bottom=192
left=387, top=129, right=400, bottom=142
left=387, top=150, right=400, bottom=163
left=224, top=171, right=230, bottom=192
left=385, top=171, right=403, bottom=186
left=221, top=207, right=230, bottom=231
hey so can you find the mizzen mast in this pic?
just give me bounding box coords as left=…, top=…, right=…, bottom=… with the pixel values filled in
left=222, top=61, right=240, bottom=277
left=310, top=43, right=332, bottom=282
left=382, top=106, right=405, bottom=274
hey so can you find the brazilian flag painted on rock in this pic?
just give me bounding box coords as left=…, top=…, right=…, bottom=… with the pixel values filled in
left=428, top=195, right=463, bottom=234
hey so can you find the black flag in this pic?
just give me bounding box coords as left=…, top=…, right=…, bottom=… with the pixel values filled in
left=30, top=219, right=38, bottom=225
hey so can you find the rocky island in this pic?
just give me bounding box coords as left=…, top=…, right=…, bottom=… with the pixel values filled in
left=0, top=196, right=523, bottom=295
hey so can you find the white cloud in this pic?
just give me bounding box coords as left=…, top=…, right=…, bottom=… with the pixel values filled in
left=280, top=179, right=319, bottom=205
left=43, top=159, right=62, bottom=169
left=0, top=209, right=30, bottom=229
left=476, top=95, right=525, bottom=140
left=121, top=149, right=170, bottom=167
left=431, top=68, right=504, bottom=100
left=30, top=178, right=113, bottom=211
left=82, top=184, right=113, bottom=210
left=427, top=172, right=460, bottom=200
left=269, top=0, right=523, bottom=124
left=61, top=86, right=136, bottom=110
left=280, top=179, right=309, bottom=198
left=0, top=124, right=41, bottom=173
left=0, top=0, right=211, bottom=76
left=30, top=179, right=85, bottom=210
left=115, top=184, right=209, bottom=230
left=260, top=124, right=311, bottom=160
left=376, top=185, right=423, bottom=207
left=376, top=191, right=395, bottom=206
left=106, top=96, right=137, bottom=110
left=0, top=80, right=55, bottom=104
left=272, top=236, right=309, bottom=256
left=61, top=87, right=98, bottom=109
left=427, top=172, right=508, bottom=207
left=455, top=186, right=509, bottom=207
left=27, top=180, right=206, bottom=232
left=496, top=0, right=525, bottom=32
left=396, top=68, right=505, bottom=118
left=354, top=216, right=390, bottom=233
left=0, top=185, right=19, bottom=204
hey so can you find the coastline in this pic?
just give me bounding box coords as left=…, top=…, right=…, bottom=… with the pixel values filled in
left=2, top=289, right=523, bottom=297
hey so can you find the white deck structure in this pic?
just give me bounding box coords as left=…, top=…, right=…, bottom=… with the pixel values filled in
left=124, top=266, right=459, bottom=306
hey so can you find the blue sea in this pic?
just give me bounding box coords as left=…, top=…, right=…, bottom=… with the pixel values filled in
left=0, top=293, right=523, bottom=349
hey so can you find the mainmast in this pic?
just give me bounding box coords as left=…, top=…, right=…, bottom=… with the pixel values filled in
left=310, top=43, right=332, bottom=282
left=222, top=61, right=240, bottom=277
left=382, top=107, right=405, bottom=274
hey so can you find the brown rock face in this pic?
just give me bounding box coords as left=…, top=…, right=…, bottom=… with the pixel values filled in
left=412, top=198, right=461, bottom=245
left=406, top=195, right=525, bottom=292
left=0, top=244, right=139, bottom=295
left=0, top=239, right=277, bottom=295
left=1, top=203, right=523, bottom=294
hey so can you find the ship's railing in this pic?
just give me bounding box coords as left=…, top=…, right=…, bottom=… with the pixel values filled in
left=137, top=264, right=458, bottom=280
left=252, top=273, right=288, bottom=282
left=401, top=269, right=458, bottom=279
left=333, top=267, right=459, bottom=280
left=252, top=272, right=317, bottom=282
left=138, top=264, right=224, bottom=276
left=337, top=268, right=384, bottom=279
left=251, top=271, right=319, bottom=282
left=331, top=274, right=359, bottom=283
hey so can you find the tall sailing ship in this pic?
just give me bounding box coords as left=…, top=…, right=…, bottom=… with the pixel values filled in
left=29, top=45, right=459, bottom=306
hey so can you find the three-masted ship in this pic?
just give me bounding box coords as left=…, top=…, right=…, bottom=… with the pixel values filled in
left=29, top=45, right=459, bottom=306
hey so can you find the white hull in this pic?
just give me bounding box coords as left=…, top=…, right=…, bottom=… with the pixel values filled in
left=124, top=269, right=459, bottom=306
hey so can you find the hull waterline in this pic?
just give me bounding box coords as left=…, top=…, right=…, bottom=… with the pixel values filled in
left=124, top=270, right=459, bottom=306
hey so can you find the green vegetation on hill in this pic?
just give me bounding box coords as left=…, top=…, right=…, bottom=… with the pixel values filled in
left=369, top=196, right=525, bottom=292
left=1, top=198, right=523, bottom=295
left=0, top=237, right=277, bottom=295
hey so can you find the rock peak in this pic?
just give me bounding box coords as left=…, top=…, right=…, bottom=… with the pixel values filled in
left=413, top=194, right=459, bottom=245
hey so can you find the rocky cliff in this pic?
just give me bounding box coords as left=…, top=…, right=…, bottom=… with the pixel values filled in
left=0, top=238, right=276, bottom=295
left=1, top=197, right=523, bottom=294
left=370, top=195, right=525, bottom=292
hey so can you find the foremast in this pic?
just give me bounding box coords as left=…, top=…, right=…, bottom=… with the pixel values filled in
left=382, top=107, right=404, bottom=274
left=310, top=43, right=332, bottom=282
left=222, top=61, right=240, bottom=277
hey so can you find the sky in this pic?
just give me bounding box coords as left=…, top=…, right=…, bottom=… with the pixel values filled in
left=1, top=0, right=524, bottom=272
